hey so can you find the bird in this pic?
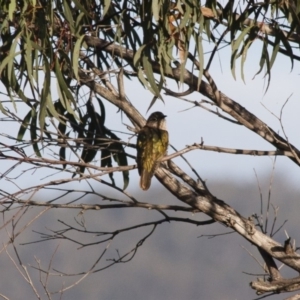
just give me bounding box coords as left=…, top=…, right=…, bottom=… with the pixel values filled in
left=136, top=111, right=169, bottom=190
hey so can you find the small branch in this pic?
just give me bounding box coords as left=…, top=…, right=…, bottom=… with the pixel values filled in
left=23, top=216, right=214, bottom=248
left=2, top=198, right=200, bottom=213
left=84, top=35, right=300, bottom=167
left=0, top=150, right=135, bottom=173
left=161, top=143, right=294, bottom=163
left=169, top=144, right=202, bottom=182
left=251, top=276, right=300, bottom=294
left=80, top=55, right=300, bottom=274
left=257, top=248, right=282, bottom=280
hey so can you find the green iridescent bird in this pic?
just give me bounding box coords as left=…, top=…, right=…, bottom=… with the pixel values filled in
left=137, top=112, right=169, bottom=191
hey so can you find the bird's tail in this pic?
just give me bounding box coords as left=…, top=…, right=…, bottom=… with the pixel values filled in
left=140, top=171, right=152, bottom=190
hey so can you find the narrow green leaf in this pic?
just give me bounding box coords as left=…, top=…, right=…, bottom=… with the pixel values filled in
left=137, top=68, right=155, bottom=94
left=108, top=131, right=129, bottom=190
left=147, top=95, right=158, bottom=112
left=33, top=45, right=39, bottom=83
left=232, top=26, right=252, bottom=53
left=73, top=34, right=85, bottom=82
left=103, top=0, right=112, bottom=17
left=10, top=70, right=33, bottom=109
left=30, top=112, right=42, bottom=157
left=56, top=79, right=73, bottom=116
left=230, top=49, right=237, bottom=81
left=7, top=67, right=19, bottom=111
left=39, top=57, right=51, bottom=134
left=263, top=36, right=271, bottom=93
left=8, top=0, right=16, bottom=21
left=101, top=149, right=112, bottom=168
left=95, top=96, right=106, bottom=124
left=180, top=3, right=192, bottom=30
left=279, top=30, right=294, bottom=70
left=270, top=33, right=280, bottom=69
left=240, top=39, right=252, bottom=83
left=101, top=149, right=116, bottom=186
left=59, top=147, right=66, bottom=169
left=79, top=121, right=97, bottom=175
left=0, top=101, right=7, bottom=115
left=17, top=109, right=32, bottom=141
left=25, top=34, right=34, bottom=85
left=133, top=44, right=147, bottom=67
left=142, top=54, right=161, bottom=97
left=147, top=77, right=164, bottom=112
left=231, top=26, right=252, bottom=80
left=0, top=52, right=13, bottom=75
left=63, top=1, right=75, bottom=33
left=46, top=93, right=61, bottom=121
left=55, top=58, right=78, bottom=116
left=152, top=0, right=160, bottom=22
left=194, top=32, right=204, bottom=91
left=73, top=0, right=89, bottom=15
left=253, top=40, right=267, bottom=79
left=75, top=12, right=85, bottom=34
left=204, top=19, right=211, bottom=41
left=0, top=44, right=21, bottom=76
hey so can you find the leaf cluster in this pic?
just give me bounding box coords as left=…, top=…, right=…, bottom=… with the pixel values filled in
left=0, top=0, right=300, bottom=187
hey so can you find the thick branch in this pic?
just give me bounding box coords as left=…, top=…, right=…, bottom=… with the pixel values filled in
left=80, top=67, right=300, bottom=274
left=84, top=36, right=300, bottom=165
left=251, top=276, right=300, bottom=295
left=155, top=167, right=300, bottom=272
left=257, top=247, right=282, bottom=280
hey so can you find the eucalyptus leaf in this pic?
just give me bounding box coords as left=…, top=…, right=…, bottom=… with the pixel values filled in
left=73, top=34, right=85, bottom=82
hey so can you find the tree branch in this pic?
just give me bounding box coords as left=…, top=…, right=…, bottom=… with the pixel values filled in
left=79, top=58, right=300, bottom=274
left=84, top=36, right=300, bottom=166
left=251, top=276, right=300, bottom=295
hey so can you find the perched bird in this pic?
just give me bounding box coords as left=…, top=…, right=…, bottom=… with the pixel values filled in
left=137, top=111, right=169, bottom=190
